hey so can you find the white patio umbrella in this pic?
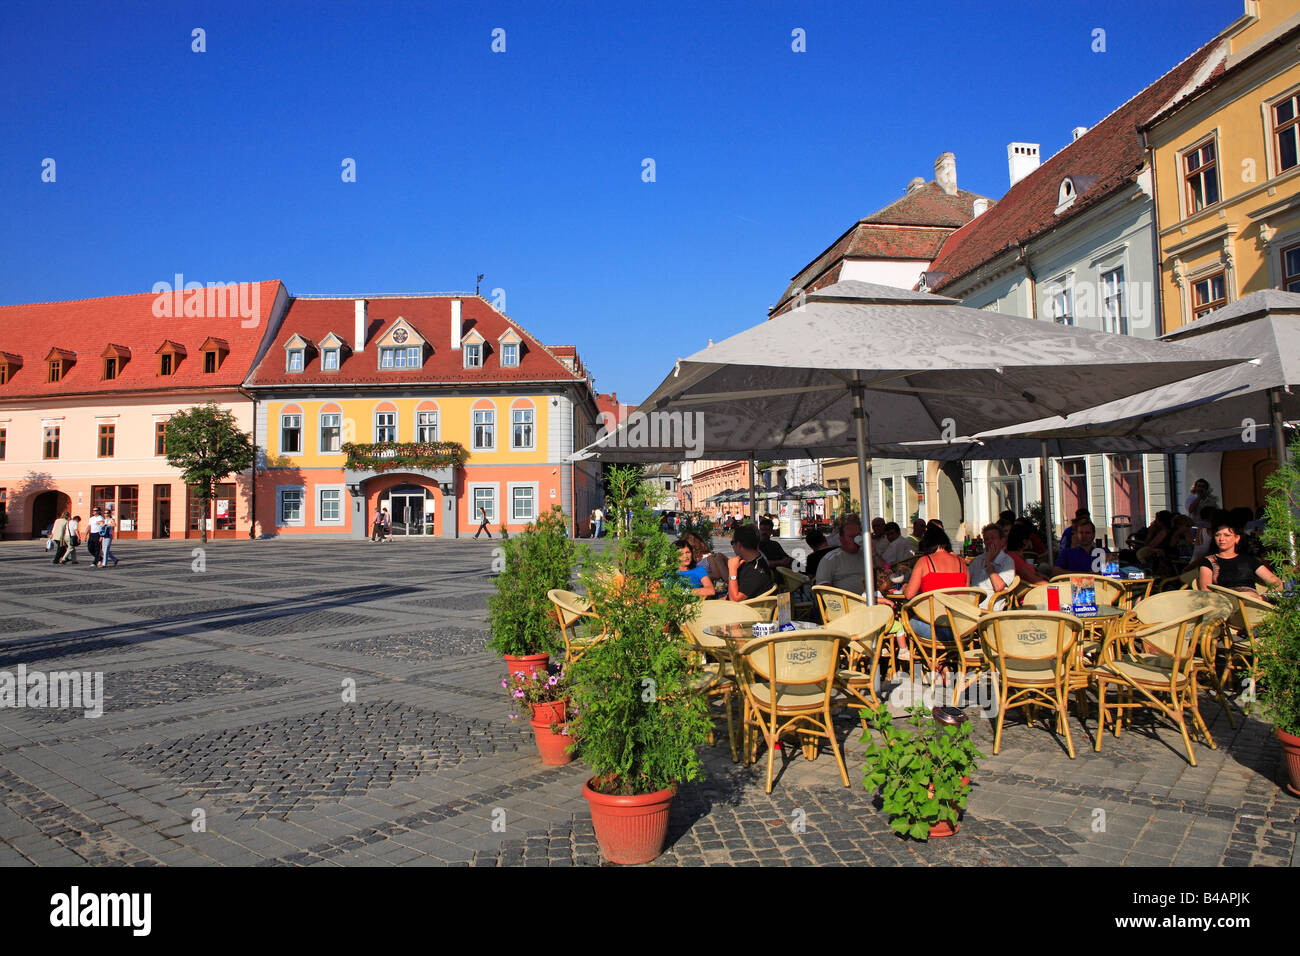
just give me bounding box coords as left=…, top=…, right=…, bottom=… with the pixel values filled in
left=576, top=281, right=1247, bottom=603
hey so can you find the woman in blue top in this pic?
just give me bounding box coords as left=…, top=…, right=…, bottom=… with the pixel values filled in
left=674, top=537, right=716, bottom=599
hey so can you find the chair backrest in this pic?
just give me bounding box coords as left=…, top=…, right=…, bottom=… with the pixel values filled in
left=1134, top=608, right=1213, bottom=674
left=547, top=589, right=592, bottom=630
left=742, top=633, right=842, bottom=689
left=1208, top=584, right=1275, bottom=633
left=1048, top=574, right=1124, bottom=607
left=977, top=611, right=1082, bottom=680
left=821, top=604, right=894, bottom=647
left=812, top=584, right=867, bottom=623
left=1134, top=589, right=1232, bottom=627
left=776, top=567, right=810, bottom=594
left=935, top=593, right=983, bottom=643
left=741, top=589, right=780, bottom=621
left=986, top=573, right=1021, bottom=611
left=682, top=600, right=762, bottom=648
left=905, top=587, right=984, bottom=626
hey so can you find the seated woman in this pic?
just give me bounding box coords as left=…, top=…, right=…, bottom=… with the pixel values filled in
left=1005, top=526, right=1046, bottom=585
left=674, top=537, right=716, bottom=599
left=683, top=531, right=727, bottom=598
left=1198, top=521, right=1281, bottom=595
left=897, top=527, right=970, bottom=661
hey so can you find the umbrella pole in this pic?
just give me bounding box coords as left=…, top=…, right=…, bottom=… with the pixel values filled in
left=852, top=375, right=877, bottom=607
left=749, top=455, right=757, bottom=523
left=1040, top=440, right=1055, bottom=568
left=1271, top=388, right=1297, bottom=565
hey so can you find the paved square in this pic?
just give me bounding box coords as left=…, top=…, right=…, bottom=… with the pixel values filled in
left=0, top=537, right=1295, bottom=866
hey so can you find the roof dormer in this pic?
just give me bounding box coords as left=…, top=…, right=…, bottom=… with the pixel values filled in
left=45, top=347, right=76, bottom=383
left=284, top=333, right=311, bottom=373
left=199, top=336, right=229, bottom=374
left=101, top=343, right=130, bottom=380
left=318, top=331, right=348, bottom=372
left=497, top=328, right=522, bottom=368
left=156, top=340, right=186, bottom=377
left=461, top=327, right=486, bottom=368
left=0, top=351, right=20, bottom=386
left=1055, top=177, right=1077, bottom=213
left=376, top=318, right=426, bottom=370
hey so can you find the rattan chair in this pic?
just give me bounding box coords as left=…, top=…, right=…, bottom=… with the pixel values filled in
left=1092, top=607, right=1217, bottom=766
left=977, top=610, right=1084, bottom=758
left=812, top=584, right=868, bottom=624
left=735, top=631, right=849, bottom=793
left=822, top=604, right=896, bottom=711
left=1207, top=585, right=1275, bottom=697
left=986, top=573, right=1021, bottom=612
left=776, top=567, right=815, bottom=620
left=899, top=587, right=986, bottom=682
left=1049, top=574, right=1124, bottom=607
left=547, top=589, right=606, bottom=664
left=741, top=586, right=780, bottom=621
left=934, top=593, right=989, bottom=703
left=682, top=602, right=764, bottom=762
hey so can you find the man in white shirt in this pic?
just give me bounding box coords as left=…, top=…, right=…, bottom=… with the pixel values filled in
left=969, top=523, right=1016, bottom=609
left=815, top=518, right=867, bottom=595
left=86, top=508, right=106, bottom=569
left=880, top=522, right=915, bottom=565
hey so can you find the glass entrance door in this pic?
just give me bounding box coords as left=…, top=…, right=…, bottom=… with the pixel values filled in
left=390, top=492, right=425, bottom=535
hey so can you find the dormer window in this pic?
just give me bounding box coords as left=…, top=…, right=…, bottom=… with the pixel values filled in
left=502, top=343, right=518, bottom=367
left=464, top=343, right=482, bottom=368
left=204, top=352, right=216, bottom=373
left=287, top=349, right=304, bottom=372
left=0, top=352, right=19, bottom=385
left=102, top=344, right=130, bottom=381
left=156, top=341, right=185, bottom=376
left=323, top=348, right=339, bottom=371
left=374, top=320, right=426, bottom=371
left=105, top=357, right=117, bottom=379
left=1055, top=178, right=1076, bottom=213
left=198, top=337, right=228, bottom=374
left=317, top=332, right=346, bottom=372
left=379, top=346, right=420, bottom=369
left=45, top=348, right=75, bottom=383
left=283, top=333, right=310, bottom=374
left=48, top=360, right=62, bottom=382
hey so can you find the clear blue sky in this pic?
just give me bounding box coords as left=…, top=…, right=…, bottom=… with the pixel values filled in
left=1, top=0, right=1236, bottom=403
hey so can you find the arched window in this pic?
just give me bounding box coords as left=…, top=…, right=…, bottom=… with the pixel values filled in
left=510, top=399, right=536, bottom=450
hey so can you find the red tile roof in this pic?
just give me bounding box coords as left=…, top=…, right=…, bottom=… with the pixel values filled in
left=0, top=281, right=284, bottom=400
left=861, top=182, right=990, bottom=228
left=245, top=295, right=589, bottom=388
left=596, top=392, right=628, bottom=426
left=927, top=40, right=1221, bottom=292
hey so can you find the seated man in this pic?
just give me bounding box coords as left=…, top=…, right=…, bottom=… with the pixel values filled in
left=880, top=521, right=916, bottom=566
left=758, top=517, right=793, bottom=570
left=1059, top=508, right=1090, bottom=551
left=727, top=524, right=774, bottom=601
left=1054, top=519, right=1100, bottom=575
left=803, top=529, right=833, bottom=581
left=969, top=523, right=1016, bottom=609
left=814, top=517, right=867, bottom=596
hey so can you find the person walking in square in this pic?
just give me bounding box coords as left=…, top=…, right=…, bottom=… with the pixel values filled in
left=50, top=511, right=71, bottom=566
left=593, top=506, right=604, bottom=538
left=371, top=508, right=384, bottom=542
left=61, top=514, right=81, bottom=564
left=101, top=507, right=119, bottom=567
left=86, top=507, right=104, bottom=569
left=474, top=506, right=492, bottom=539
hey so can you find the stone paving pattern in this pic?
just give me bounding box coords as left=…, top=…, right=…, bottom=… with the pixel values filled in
left=0, top=537, right=1295, bottom=867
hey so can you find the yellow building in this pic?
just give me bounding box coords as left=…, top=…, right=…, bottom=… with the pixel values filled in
left=1149, top=0, right=1300, bottom=505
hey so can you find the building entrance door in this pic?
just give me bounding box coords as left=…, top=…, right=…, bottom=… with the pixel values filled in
left=390, top=490, right=425, bottom=536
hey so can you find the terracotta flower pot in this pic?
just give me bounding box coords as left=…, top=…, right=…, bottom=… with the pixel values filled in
left=582, top=778, right=676, bottom=865
left=928, top=819, right=959, bottom=838
left=1276, top=727, right=1300, bottom=798
left=504, top=653, right=549, bottom=680
left=530, top=717, right=574, bottom=765
left=530, top=698, right=567, bottom=727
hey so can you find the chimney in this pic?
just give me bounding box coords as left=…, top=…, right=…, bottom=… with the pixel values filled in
left=450, top=298, right=462, bottom=350
left=906, top=176, right=926, bottom=194
left=934, top=153, right=957, bottom=196
left=972, top=198, right=990, bottom=217
left=1007, top=142, right=1041, bottom=187
left=354, top=299, right=367, bottom=352
left=1071, top=126, right=1088, bottom=141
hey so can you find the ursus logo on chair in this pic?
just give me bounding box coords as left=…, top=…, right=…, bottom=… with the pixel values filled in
left=784, top=644, right=819, bottom=666
left=1017, top=628, right=1049, bottom=648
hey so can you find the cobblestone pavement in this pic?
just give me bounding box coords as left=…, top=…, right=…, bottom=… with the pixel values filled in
left=0, top=537, right=1295, bottom=867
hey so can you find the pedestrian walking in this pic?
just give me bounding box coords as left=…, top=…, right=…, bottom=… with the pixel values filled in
left=593, top=506, right=604, bottom=538
left=62, top=515, right=81, bottom=564
left=50, top=511, right=71, bottom=565
left=474, top=506, right=492, bottom=539
left=86, top=507, right=104, bottom=569
left=101, top=507, right=119, bottom=566
left=380, top=508, right=392, bottom=542
left=371, top=509, right=384, bottom=542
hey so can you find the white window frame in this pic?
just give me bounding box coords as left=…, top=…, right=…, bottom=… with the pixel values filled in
left=501, top=343, right=519, bottom=367
left=464, top=343, right=483, bottom=368
left=508, top=481, right=538, bottom=522
left=1100, top=266, right=1127, bottom=335
left=472, top=407, right=496, bottom=450
left=1049, top=279, right=1074, bottom=326
left=375, top=410, right=397, bottom=443
left=1180, top=133, right=1221, bottom=218
left=322, top=348, right=339, bottom=371
left=469, top=483, right=499, bottom=524
left=277, top=486, right=305, bottom=527
left=319, top=412, right=342, bottom=454
left=286, top=349, right=304, bottom=373
left=280, top=413, right=302, bottom=455
left=511, top=406, right=535, bottom=450
left=416, top=409, right=439, bottom=442
left=878, top=476, right=895, bottom=524
left=317, top=485, right=345, bottom=525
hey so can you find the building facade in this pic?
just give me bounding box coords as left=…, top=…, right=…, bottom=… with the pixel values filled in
left=0, top=281, right=288, bottom=539
left=244, top=294, right=603, bottom=538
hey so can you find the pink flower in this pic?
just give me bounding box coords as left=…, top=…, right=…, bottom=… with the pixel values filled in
left=500, top=679, right=508, bottom=688
left=513, top=690, right=525, bottom=699
left=547, top=675, right=559, bottom=686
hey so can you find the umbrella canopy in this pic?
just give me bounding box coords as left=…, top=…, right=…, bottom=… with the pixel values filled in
left=966, top=290, right=1300, bottom=459
left=575, top=280, right=1248, bottom=603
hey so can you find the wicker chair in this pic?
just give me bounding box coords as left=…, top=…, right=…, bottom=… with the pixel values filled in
left=547, top=589, right=606, bottom=664
left=899, top=587, right=986, bottom=682
left=821, top=604, right=896, bottom=712
left=812, top=584, right=868, bottom=624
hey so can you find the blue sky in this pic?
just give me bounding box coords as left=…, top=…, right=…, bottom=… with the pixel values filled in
left=2, top=0, right=1236, bottom=402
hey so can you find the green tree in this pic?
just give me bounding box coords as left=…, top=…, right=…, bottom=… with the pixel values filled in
left=1256, top=435, right=1300, bottom=736
left=487, top=506, right=577, bottom=658
left=164, top=404, right=256, bottom=543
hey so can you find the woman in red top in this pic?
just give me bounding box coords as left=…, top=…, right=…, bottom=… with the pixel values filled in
left=1006, top=526, right=1046, bottom=585
left=897, top=527, right=970, bottom=658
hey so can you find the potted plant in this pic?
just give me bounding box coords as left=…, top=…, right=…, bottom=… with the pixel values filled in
left=504, top=665, right=574, bottom=765
left=1257, top=434, right=1300, bottom=796
left=861, top=703, right=983, bottom=840
left=567, top=472, right=712, bottom=864
left=487, top=506, right=577, bottom=677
